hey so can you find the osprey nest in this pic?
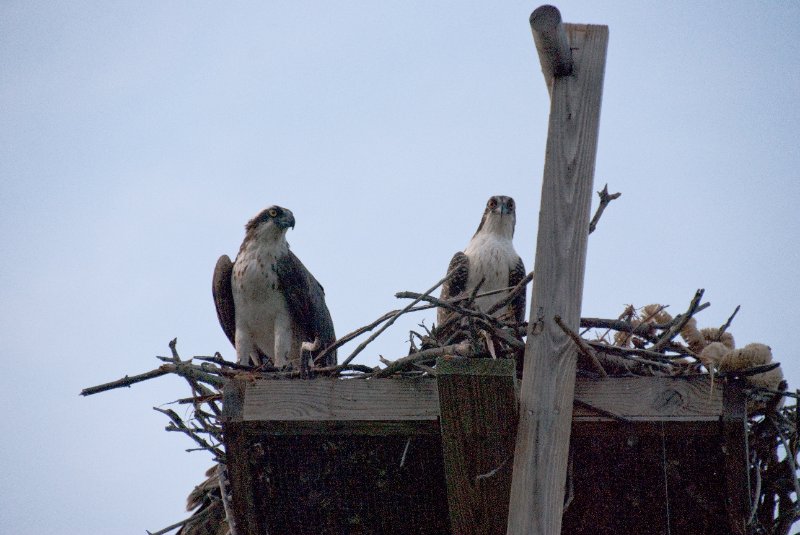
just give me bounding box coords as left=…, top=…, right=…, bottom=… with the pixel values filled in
left=83, top=281, right=797, bottom=535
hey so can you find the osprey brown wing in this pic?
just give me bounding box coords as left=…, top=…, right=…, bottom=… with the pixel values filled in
left=212, top=254, right=236, bottom=346
left=508, top=256, right=527, bottom=324
left=437, top=251, right=470, bottom=326
left=275, top=250, right=337, bottom=366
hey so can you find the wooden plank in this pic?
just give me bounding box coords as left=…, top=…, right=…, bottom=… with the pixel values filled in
left=232, top=377, right=439, bottom=422
left=721, top=381, right=752, bottom=535
left=507, top=19, right=609, bottom=535
left=437, top=358, right=518, bottom=535
left=572, top=376, right=722, bottom=423
left=223, top=376, right=726, bottom=430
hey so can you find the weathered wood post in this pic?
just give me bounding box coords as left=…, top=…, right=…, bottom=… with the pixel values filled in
left=507, top=5, right=608, bottom=534
left=436, top=358, right=518, bottom=534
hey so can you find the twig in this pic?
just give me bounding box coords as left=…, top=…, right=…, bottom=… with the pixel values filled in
left=376, top=342, right=472, bottom=378
left=217, top=464, right=238, bottom=535
left=340, top=273, right=452, bottom=368
left=718, top=305, right=741, bottom=337
left=650, top=289, right=705, bottom=352
left=588, top=184, right=621, bottom=234
left=574, top=398, right=631, bottom=423
left=146, top=508, right=217, bottom=535
left=154, top=407, right=224, bottom=461
left=397, top=280, right=530, bottom=308
left=314, top=307, right=427, bottom=366
left=588, top=343, right=675, bottom=369
left=586, top=341, right=688, bottom=362
left=554, top=315, right=607, bottom=377
left=486, top=271, right=534, bottom=316
left=718, top=362, right=780, bottom=379
left=749, top=459, right=761, bottom=525
left=475, top=454, right=512, bottom=481
left=80, top=368, right=171, bottom=396
left=194, top=353, right=253, bottom=371
left=396, top=291, right=500, bottom=326
left=399, top=438, right=412, bottom=469
left=771, top=417, right=800, bottom=506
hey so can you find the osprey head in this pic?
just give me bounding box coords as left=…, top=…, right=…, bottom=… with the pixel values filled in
left=475, top=195, right=516, bottom=238
left=245, top=205, right=296, bottom=240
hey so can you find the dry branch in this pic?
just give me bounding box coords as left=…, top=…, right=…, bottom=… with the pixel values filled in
left=588, top=183, right=621, bottom=234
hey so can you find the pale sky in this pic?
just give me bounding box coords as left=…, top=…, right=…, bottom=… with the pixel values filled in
left=2, top=2, right=799, bottom=533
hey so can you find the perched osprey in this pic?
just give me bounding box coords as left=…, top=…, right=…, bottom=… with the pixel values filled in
left=438, top=195, right=526, bottom=328
left=212, top=205, right=336, bottom=368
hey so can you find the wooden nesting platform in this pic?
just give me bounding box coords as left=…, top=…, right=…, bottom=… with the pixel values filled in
left=222, top=359, right=751, bottom=535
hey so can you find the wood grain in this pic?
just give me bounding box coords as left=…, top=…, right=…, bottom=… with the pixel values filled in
left=507, top=22, right=609, bottom=535
left=572, top=375, right=722, bottom=422
left=224, top=375, right=728, bottom=428
left=239, top=378, right=439, bottom=422
left=437, top=358, right=518, bottom=535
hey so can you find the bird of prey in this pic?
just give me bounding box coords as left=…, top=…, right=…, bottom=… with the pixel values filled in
left=212, top=205, right=336, bottom=368
left=438, top=194, right=526, bottom=330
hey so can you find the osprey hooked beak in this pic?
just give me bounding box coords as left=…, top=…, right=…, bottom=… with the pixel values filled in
left=276, top=210, right=296, bottom=230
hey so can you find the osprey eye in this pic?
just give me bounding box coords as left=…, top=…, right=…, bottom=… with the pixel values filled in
left=488, top=199, right=498, bottom=209
left=507, top=201, right=514, bottom=210
left=268, top=209, right=278, bottom=217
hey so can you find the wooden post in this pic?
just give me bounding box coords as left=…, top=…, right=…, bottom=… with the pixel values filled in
left=437, top=358, right=518, bottom=535
left=507, top=6, right=608, bottom=535
left=721, top=381, right=752, bottom=535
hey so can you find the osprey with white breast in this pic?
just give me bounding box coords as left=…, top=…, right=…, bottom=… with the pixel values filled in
left=438, top=195, right=526, bottom=329
left=212, top=205, right=336, bottom=368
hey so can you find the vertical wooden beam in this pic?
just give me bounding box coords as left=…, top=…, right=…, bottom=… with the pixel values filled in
left=507, top=11, right=608, bottom=535
left=721, top=382, right=752, bottom=535
left=437, top=358, right=518, bottom=535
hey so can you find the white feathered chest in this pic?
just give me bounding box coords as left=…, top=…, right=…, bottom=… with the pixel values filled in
left=231, top=238, right=295, bottom=360
left=463, top=233, right=520, bottom=312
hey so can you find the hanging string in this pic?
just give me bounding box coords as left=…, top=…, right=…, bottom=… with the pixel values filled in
left=660, top=421, right=672, bottom=535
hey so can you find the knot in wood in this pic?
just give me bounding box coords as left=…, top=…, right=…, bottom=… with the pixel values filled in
left=655, top=388, right=684, bottom=413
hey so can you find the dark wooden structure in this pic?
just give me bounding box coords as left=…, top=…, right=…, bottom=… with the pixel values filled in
left=222, top=362, right=751, bottom=534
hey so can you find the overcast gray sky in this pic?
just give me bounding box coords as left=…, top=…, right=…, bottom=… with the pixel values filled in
left=2, top=1, right=799, bottom=533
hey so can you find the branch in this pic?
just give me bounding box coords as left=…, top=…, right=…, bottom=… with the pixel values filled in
left=486, top=271, right=534, bottom=315
left=718, top=305, right=741, bottom=337
left=154, top=406, right=224, bottom=461
left=376, top=342, right=472, bottom=378
left=314, top=306, right=431, bottom=366
left=650, top=289, right=705, bottom=352
left=395, top=291, right=500, bottom=326
left=588, top=184, right=621, bottom=234
left=217, top=464, right=238, bottom=535
left=339, top=272, right=452, bottom=368
left=80, top=368, right=171, bottom=397
left=554, top=315, right=607, bottom=377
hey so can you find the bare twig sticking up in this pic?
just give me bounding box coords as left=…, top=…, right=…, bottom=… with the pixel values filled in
left=588, top=184, right=622, bottom=234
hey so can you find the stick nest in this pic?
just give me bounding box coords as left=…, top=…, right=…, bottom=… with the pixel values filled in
left=83, top=283, right=797, bottom=534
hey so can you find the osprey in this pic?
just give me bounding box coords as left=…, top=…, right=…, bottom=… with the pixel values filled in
left=212, top=205, right=336, bottom=368
left=438, top=195, right=526, bottom=328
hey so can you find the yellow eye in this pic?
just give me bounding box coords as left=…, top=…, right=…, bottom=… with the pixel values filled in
left=268, top=208, right=278, bottom=217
